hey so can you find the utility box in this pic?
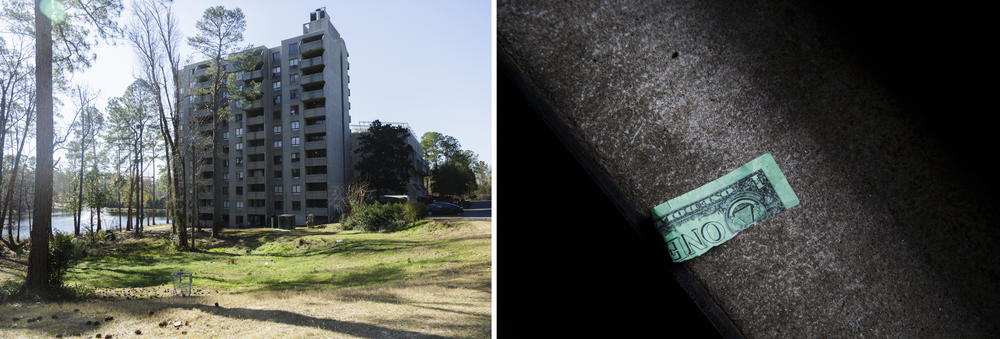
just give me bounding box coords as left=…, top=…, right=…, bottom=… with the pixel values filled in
left=277, top=214, right=296, bottom=230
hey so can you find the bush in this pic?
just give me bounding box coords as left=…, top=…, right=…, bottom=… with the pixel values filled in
left=342, top=202, right=407, bottom=232
left=404, top=200, right=427, bottom=224
left=306, top=214, right=315, bottom=228
left=49, top=233, right=83, bottom=288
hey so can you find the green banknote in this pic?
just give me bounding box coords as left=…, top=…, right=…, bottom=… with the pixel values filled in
left=652, top=153, right=799, bottom=262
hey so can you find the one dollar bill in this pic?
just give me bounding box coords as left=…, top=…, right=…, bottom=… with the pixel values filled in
left=652, top=153, right=799, bottom=262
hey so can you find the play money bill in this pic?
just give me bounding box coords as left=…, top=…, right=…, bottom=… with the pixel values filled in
left=652, top=153, right=799, bottom=262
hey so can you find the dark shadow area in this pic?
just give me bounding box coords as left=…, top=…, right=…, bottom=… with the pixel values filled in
left=498, top=68, right=719, bottom=337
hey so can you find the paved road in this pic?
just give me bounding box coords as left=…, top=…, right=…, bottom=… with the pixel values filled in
left=429, top=200, right=491, bottom=219
left=459, top=200, right=492, bottom=219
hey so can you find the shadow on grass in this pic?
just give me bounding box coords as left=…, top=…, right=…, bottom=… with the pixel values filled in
left=146, top=299, right=449, bottom=338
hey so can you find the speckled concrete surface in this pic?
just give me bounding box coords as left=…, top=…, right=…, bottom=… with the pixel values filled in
left=499, top=0, right=999, bottom=337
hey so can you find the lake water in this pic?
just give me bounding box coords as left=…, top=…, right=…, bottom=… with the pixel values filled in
left=6, top=210, right=168, bottom=239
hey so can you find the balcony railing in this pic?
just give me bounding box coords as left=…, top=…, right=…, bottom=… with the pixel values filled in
left=304, top=124, right=325, bottom=134
left=302, top=89, right=324, bottom=101
left=301, top=40, right=323, bottom=54
left=301, top=73, right=324, bottom=85
left=247, top=115, right=264, bottom=126
left=301, top=55, right=324, bottom=69
left=303, top=107, right=325, bottom=118
left=305, top=191, right=328, bottom=199
left=304, top=140, right=326, bottom=150
left=243, top=99, right=263, bottom=111
left=304, top=157, right=326, bottom=166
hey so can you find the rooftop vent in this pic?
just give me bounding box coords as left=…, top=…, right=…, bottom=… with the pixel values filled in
left=309, top=7, right=328, bottom=22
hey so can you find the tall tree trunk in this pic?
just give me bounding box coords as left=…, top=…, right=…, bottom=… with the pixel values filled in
left=75, top=145, right=85, bottom=236
left=27, top=0, right=54, bottom=295
left=137, top=127, right=144, bottom=234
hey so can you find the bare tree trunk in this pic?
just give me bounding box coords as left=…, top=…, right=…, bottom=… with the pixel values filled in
left=27, top=0, right=54, bottom=295
left=75, top=144, right=85, bottom=236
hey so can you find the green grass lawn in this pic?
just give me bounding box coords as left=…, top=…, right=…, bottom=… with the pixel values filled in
left=63, top=219, right=490, bottom=294
left=1, top=219, right=492, bottom=338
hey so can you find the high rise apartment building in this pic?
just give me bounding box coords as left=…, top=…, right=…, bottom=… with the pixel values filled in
left=179, top=8, right=350, bottom=227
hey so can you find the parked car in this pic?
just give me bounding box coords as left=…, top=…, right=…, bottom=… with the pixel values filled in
left=427, top=202, right=463, bottom=216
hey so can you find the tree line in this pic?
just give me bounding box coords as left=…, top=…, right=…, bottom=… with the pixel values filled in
left=0, top=0, right=261, bottom=298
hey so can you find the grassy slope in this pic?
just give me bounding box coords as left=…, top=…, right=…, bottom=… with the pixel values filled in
left=0, top=219, right=491, bottom=338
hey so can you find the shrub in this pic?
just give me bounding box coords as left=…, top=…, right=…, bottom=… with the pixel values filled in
left=49, top=233, right=83, bottom=288
left=306, top=214, right=315, bottom=228
left=404, top=200, right=427, bottom=224
left=342, top=202, right=407, bottom=232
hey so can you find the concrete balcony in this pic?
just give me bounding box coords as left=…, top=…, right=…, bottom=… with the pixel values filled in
left=247, top=115, right=264, bottom=126
left=238, top=69, right=262, bottom=81
left=305, top=174, right=326, bottom=183
left=246, top=131, right=266, bottom=141
left=303, top=107, right=325, bottom=118
left=301, top=40, right=323, bottom=55
left=193, top=95, right=212, bottom=104
left=304, top=124, right=325, bottom=134
left=246, top=176, right=265, bottom=184
left=304, top=157, right=326, bottom=166
left=246, top=146, right=265, bottom=155
left=305, top=191, right=328, bottom=200
left=242, top=99, right=263, bottom=112
left=247, top=161, right=265, bottom=169
left=247, top=191, right=266, bottom=199
left=301, top=73, right=324, bottom=86
left=302, top=89, right=324, bottom=101
left=193, top=67, right=208, bottom=77
left=304, top=140, right=326, bottom=150
left=301, top=55, right=324, bottom=70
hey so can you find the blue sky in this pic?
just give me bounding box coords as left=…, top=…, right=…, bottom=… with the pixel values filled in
left=63, top=0, right=492, bottom=173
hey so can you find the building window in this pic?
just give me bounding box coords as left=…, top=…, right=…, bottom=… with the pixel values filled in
left=274, top=170, right=282, bottom=178
left=274, top=140, right=282, bottom=149
left=273, top=95, right=281, bottom=105
left=272, top=51, right=280, bottom=63
left=236, top=186, right=243, bottom=195
left=291, top=152, right=300, bottom=162
left=223, top=131, right=229, bottom=140
left=291, top=185, right=301, bottom=193
left=272, top=66, right=280, bottom=78
left=273, top=81, right=281, bottom=90
left=224, top=173, right=230, bottom=180
left=235, top=157, right=243, bottom=165
left=273, top=126, right=281, bottom=135
left=274, top=200, right=283, bottom=210
left=289, top=43, right=298, bottom=54
left=291, top=137, right=301, bottom=146
left=292, top=168, right=301, bottom=179
left=290, top=89, right=299, bottom=100
left=274, top=185, right=283, bottom=193
left=235, top=114, right=243, bottom=122
left=290, top=73, right=299, bottom=84
left=235, top=142, right=243, bottom=150
left=290, top=105, right=299, bottom=115
left=236, top=201, right=244, bottom=209
left=273, top=155, right=282, bottom=165
left=292, top=201, right=301, bottom=211
left=289, top=58, right=299, bottom=69
left=238, top=171, right=244, bottom=180
left=291, top=121, right=300, bottom=130
left=236, top=128, right=243, bottom=137
left=223, top=160, right=229, bottom=168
